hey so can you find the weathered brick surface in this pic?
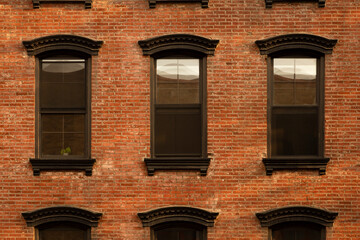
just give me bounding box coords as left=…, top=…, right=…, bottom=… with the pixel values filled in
left=0, top=0, right=359, bottom=239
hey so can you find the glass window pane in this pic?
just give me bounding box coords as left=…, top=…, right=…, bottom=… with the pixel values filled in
left=273, top=58, right=317, bottom=105
left=155, top=108, right=201, bottom=156
left=273, top=59, right=295, bottom=105
left=156, top=59, right=199, bottom=104
left=271, top=112, right=318, bottom=156
left=178, top=59, right=199, bottom=104
left=272, top=222, right=322, bottom=240
left=295, top=58, right=317, bottom=105
left=42, top=133, right=62, bottom=155
left=40, top=224, right=87, bottom=240
left=41, top=114, right=85, bottom=156
left=41, top=61, right=85, bottom=109
left=156, top=227, right=197, bottom=240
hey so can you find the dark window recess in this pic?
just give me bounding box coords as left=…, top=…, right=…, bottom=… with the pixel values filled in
left=40, top=57, right=87, bottom=158
left=38, top=222, right=89, bottom=240
left=154, top=222, right=205, bottom=240
left=272, top=222, right=322, bottom=240
left=265, top=0, right=325, bottom=8
left=271, top=58, right=318, bottom=157
left=149, top=0, right=209, bottom=8
left=155, top=58, right=201, bottom=157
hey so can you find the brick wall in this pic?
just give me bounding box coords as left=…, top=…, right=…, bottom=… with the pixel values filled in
left=0, top=0, right=359, bottom=239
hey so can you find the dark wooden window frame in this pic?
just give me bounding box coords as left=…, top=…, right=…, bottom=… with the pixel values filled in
left=23, top=35, right=103, bottom=176
left=138, top=34, right=219, bottom=176
left=149, top=0, right=208, bottom=8
left=255, top=34, right=337, bottom=175
left=22, top=206, right=102, bottom=240
left=256, top=206, right=338, bottom=240
left=32, top=0, right=92, bottom=9
left=265, top=0, right=325, bottom=8
left=138, top=206, right=219, bottom=240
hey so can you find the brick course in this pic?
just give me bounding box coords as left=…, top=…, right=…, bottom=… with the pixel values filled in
left=0, top=0, right=359, bottom=239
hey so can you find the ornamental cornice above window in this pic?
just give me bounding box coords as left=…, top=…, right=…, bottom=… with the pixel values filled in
left=23, top=34, right=103, bottom=56
left=137, top=206, right=219, bottom=227
left=22, top=206, right=103, bottom=227
left=256, top=206, right=338, bottom=227
left=255, top=33, right=337, bottom=55
left=138, top=34, right=219, bottom=56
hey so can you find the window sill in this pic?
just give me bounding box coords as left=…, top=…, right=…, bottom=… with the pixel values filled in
left=262, top=157, right=330, bottom=175
left=33, top=0, right=92, bottom=9
left=29, top=158, right=96, bottom=176
left=149, top=0, right=209, bottom=8
left=144, top=158, right=210, bottom=176
left=265, top=0, right=325, bottom=8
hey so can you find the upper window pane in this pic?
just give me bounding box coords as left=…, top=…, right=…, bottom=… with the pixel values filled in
left=273, top=58, right=316, bottom=105
left=41, top=58, right=86, bottom=109
left=153, top=222, right=205, bottom=240
left=272, top=222, right=322, bottom=240
left=38, top=222, right=87, bottom=240
left=156, top=59, right=199, bottom=104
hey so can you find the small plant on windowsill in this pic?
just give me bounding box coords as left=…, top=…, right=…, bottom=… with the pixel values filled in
left=60, top=147, right=71, bottom=156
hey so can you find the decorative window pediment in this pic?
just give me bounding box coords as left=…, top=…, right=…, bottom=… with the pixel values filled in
left=33, top=0, right=92, bottom=9
left=255, top=34, right=337, bottom=55
left=138, top=34, right=219, bottom=56
left=256, top=206, right=338, bottom=227
left=265, top=0, right=325, bottom=8
left=23, top=34, right=103, bottom=56
left=137, top=206, right=219, bottom=227
left=22, top=206, right=102, bottom=227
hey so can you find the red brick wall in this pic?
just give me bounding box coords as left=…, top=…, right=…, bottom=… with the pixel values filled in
left=0, top=0, right=359, bottom=239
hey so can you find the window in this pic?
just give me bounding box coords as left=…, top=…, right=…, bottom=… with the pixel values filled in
left=265, top=0, right=325, bottom=8
left=37, top=222, right=89, bottom=240
left=139, top=34, right=219, bottom=176
left=40, top=54, right=88, bottom=158
left=23, top=35, right=103, bottom=176
left=255, top=34, right=337, bottom=175
left=22, top=206, right=102, bottom=240
left=154, top=55, right=202, bottom=157
left=138, top=206, right=218, bottom=240
left=149, top=0, right=208, bottom=8
left=33, top=0, right=92, bottom=9
left=271, top=55, right=319, bottom=157
left=153, top=222, right=206, bottom=240
left=271, top=222, right=323, bottom=240
left=256, top=206, right=338, bottom=240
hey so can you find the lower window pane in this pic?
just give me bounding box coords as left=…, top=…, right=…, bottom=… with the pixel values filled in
left=271, top=112, right=318, bottom=156
left=155, top=109, right=201, bottom=156
left=41, top=114, right=85, bottom=156
left=42, top=133, right=62, bottom=155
